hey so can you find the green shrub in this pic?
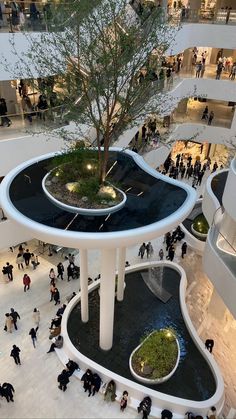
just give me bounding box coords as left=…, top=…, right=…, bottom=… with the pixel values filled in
left=77, top=178, right=100, bottom=200
left=132, top=329, right=178, bottom=379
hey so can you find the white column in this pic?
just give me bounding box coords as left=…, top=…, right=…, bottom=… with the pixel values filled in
left=80, top=249, right=89, bottom=323
left=99, top=248, right=116, bottom=350
left=117, top=247, right=126, bottom=302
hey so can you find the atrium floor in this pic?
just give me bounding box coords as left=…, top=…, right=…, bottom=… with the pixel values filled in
left=0, top=228, right=235, bottom=417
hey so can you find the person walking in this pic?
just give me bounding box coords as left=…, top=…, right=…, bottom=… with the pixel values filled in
left=159, top=248, right=164, bottom=260
left=53, top=288, right=60, bottom=305
left=23, top=273, right=31, bottom=292
left=205, top=339, right=214, bottom=353
left=57, top=369, right=70, bottom=392
left=201, top=106, right=208, bottom=121
left=16, top=252, right=24, bottom=269
left=5, top=262, right=13, bottom=281
left=10, top=345, right=21, bottom=365
left=4, top=313, right=13, bottom=333
left=208, top=111, right=214, bottom=126
left=10, top=308, right=20, bottom=330
left=29, top=327, right=37, bottom=348
left=23, top=249, right=31, bottom=267
left=181, top=242, right=187, bottom=259
left=216, top=61, right=223, bottom=80
left=57, top=262, right=64, bottom=280
left=138, top=243, right=146, bottom=259
left=146, top=242, right=153, bottom=258
left=32, top=308, right=40, bottom=331
left=1, top=382, right=15, bottom=402
left=195, top=61, right=202, bottom=78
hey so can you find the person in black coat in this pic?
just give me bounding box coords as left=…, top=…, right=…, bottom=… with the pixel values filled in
left=4, top=262, right=14, bottom=281
left=57, top=369, right=70, bottom=391
left=81, top=369, right=93, bottom=397
left=181, top=242, right=187, bottom=258
left=91, top=373, right=102, bottom=396
left=10, top=345, right=21, bottom=365
left=57, top=262, right=64, bottom=280
left=53, top=288, right=60, bottom=305
left=161, top=409, right=173, bottom=419
left=137, top=396, right=152, bottom=419
left=1, top=382, right=15, bottom=402
left=10, top=308, right=21, bottom=330
left=66, top=359, right=79, bottom=377
left=67, top=263, right=74, bottom=281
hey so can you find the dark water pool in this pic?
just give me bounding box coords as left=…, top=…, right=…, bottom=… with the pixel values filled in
left=68, top=268, right=216, bottom=401
left=8, top=151, right=187, bottom=233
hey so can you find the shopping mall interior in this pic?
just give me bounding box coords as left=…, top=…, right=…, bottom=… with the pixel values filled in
left=0, top=0, right=235, bottom=418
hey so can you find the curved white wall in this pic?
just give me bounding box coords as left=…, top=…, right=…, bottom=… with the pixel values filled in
left=203, top=235, right=236, bottom=318
left=1, top=24, right=236, bottom=80
left=168, top=23, right=236, bottom=56
left=143, top=145, right=170, bottom=169
left=0, top=219, right=32, bottom=250
left=222, top=158, right=236, bottom=222
left=202, top=170, right=228, bottom=225
left=0, top=32, right=56, bottom=81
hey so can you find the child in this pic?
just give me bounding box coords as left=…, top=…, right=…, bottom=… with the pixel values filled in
left=120, top=391, right=128, bottom=411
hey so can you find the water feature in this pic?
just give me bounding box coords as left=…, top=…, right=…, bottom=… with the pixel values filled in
left=8, top=151, right=187, bottom=233
left=67, top=267, right=216, bottom=401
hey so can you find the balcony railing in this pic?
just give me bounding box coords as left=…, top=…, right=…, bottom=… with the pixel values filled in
left=1, top=2, right=236, bottom=34
left=130, top=1, right=236, bottom=25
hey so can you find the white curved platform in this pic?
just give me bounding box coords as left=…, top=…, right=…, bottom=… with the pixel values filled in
left=58, top=261, right=225, bottom=418
left=0, top=148, right=196, bottom=250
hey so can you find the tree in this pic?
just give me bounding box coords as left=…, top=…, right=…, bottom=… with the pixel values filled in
left=6, top=0, right=179, bottom=183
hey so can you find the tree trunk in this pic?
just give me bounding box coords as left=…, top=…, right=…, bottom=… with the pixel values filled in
left=100, top=132, right=110, bottom=184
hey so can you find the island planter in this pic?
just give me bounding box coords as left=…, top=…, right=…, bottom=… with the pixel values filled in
left=191, top=224, right=208, bottom=239
left=42, top=170, right=127, bottom=216
left=129, top=330, right=180, bottom=385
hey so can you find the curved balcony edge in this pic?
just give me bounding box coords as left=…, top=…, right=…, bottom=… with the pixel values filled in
left=203, top=232, right=236, bottom=318
left=202, top=169, right=228, bottom=225
left=222, top=158, right=236, bottom=222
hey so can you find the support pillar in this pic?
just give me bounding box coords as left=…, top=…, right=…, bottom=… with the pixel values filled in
left=99, top=248, right=116, bottom=350
left=80, top=249, right=89, bottom=323
left=117, top=247, right=126, bottom=302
